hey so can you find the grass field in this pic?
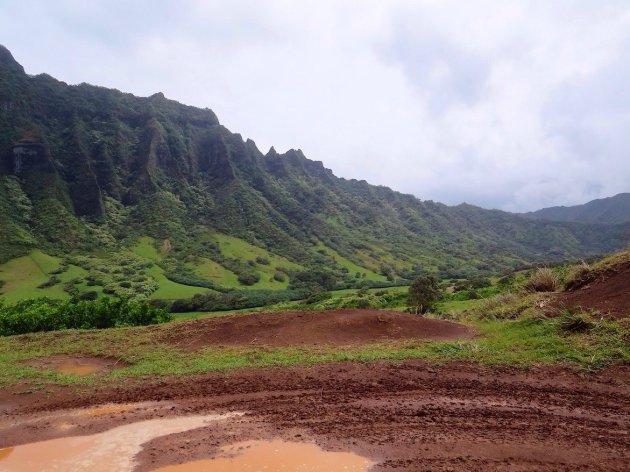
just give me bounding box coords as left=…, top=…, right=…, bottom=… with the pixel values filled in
left=0, top=251, right=91, bottom=302
left=209, top=232, right=302, bottom=289
left=314, top=243, right=387, bottom=281
left=187, top=257, right=240, bottom=287
left=132, top=237, right=212, bottom=300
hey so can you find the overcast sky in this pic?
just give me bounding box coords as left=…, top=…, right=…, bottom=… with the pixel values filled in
left=1, top=0, right=629, bottom=211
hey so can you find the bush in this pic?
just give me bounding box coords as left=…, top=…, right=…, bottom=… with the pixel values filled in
left=0, top=298, right=171, bottom=336
left=170, top=289, right=304, bottom=313
left=408, top=276, right=440, bottom=314
left=79, top=291, right=98, bottom=301
left=557, top=310, right=595, bottom=333
left=37, top=276, right=60, bottom=289
left=272, top=272, right=286, bottom=282
left=255, top=256, right=270, bottom=265
left=305, top=291, right=332, bottom=305
left=564, top=262, right=591, bottom=289
left=523, top=268, right=558, bottom=293
left=473, top=293, right=528, bottom=320
left=238, top=271, right=260, bottom=286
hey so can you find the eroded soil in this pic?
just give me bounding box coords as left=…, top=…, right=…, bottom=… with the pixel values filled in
left=1, top=360, right=628, bottom=471
left=160, top=309, right=474, bottom=351
left=561, top=262, right=630, bottom=318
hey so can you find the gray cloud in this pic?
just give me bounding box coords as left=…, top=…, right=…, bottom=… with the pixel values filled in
left=1, top=0, right=629, bottom=211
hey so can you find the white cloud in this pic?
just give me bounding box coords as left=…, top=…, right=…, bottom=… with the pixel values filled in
left=1, top=0, right=629, bottom=211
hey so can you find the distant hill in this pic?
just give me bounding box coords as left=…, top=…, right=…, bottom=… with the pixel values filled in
left=0, top=44, right=628, bottom=302
left=524, top=193, right=630, bottom=225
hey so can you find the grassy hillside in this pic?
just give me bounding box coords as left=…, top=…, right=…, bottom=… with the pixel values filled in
left=0, top=43, right=628, bottom=306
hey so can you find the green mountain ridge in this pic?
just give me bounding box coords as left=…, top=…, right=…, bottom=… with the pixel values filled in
left=524, top=193, right=630, bottom=225
left=1, top=45, right=628, bottom=302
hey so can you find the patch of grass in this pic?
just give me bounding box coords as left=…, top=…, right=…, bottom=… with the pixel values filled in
left=144, top=264, right=209, bottom=300
left=436, top=298, right=485, bottom=313
left=314, top=243, right=387, bottom=282
left=523, top=267, right=558, bottom=293
left=211, top=232, right=302, bottom=289
left=0, top=250, right=67, bottom=302
left=186, top=257, right=240, bottom=287
left=1, top=308, right=627, bottom=387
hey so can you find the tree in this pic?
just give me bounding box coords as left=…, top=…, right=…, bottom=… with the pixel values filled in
left=407, top=276, right=440, bottom=315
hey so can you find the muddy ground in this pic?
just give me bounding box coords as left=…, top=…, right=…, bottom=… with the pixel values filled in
left=561, top=261, right=630, bottom=319
left=159, top=309, right=474, bottom=350
left=1, top=359, right=628, bottom=471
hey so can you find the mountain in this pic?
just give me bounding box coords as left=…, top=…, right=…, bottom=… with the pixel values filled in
left=524, top=193, right=630, bottom=225
left=0, top=45, right=628, bottom=301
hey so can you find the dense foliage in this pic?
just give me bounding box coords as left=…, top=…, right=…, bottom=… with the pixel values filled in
left=0, top=297, right=171, bottom=335
left=407, top=276, right=441, bottom=314
left=1, top=44, right=628, bottom=293
left=170, top=289, right=305, bottom=312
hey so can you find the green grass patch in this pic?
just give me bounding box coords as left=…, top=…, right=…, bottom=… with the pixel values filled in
left=210, top=232, right=302, bottom=289
left=2, top=310, right=627, bottom=387
left=315, top=243, right=386, bottom=282
left=144, top=264, right=209, bottom=300
left=186, top=257, right=240, bottom=287
left=0, top=250, right=68, bottom=302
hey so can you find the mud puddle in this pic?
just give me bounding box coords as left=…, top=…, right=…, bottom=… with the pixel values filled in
left=25, top=354, right=122, bottom=376
left=0, top=413, right=241, bottom=472
left=152, top=439, right=375, bottom=471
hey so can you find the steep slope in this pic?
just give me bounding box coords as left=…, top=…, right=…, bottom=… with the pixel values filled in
left=0, top=45, right=628, bottom=292
left=524, top=193, right=630, bottom=225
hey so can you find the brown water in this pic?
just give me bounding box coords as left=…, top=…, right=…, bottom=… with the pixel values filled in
left=55, top=359, right=103, bottom=375
left=0, top=413, right=240, bottom=472
left=0, top=448, right=14, bottom=460
left=152, top=440, right=375, bottom=472
left=79, top=403, right=137, bottom=416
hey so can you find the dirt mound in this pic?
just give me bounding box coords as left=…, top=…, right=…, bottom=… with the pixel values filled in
left=162, top=309, right=474, bottom=350
left=560, top=262, right=630, bottom=318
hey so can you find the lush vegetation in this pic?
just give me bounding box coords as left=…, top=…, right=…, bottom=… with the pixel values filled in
left=0, top=297, right=171, bottom=336
left=1, top=44, right=628, bottom=311
left=0, top=252, right=628, bottom=387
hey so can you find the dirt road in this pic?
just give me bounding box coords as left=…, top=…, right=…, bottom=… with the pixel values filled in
left=2, top=359, right=628, bottom=471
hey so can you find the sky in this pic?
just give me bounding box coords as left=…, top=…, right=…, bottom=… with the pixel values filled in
left=1, top=0, right=629, bottom=212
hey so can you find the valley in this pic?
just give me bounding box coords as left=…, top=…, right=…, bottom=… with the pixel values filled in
left=0, top=44, right=629, bottom=472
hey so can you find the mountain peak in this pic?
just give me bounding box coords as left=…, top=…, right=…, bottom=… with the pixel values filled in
left=0, top=45, right=25, bottom=74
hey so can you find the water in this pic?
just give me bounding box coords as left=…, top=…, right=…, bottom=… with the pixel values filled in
left=0, top=411, right=373, bottom=472
left=152, top=439, right=374, bottom=472
left=0, top=413, right=240, bottom=472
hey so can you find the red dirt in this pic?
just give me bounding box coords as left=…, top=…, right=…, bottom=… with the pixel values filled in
left=1, top=360, right=628, bottom=471
left=559, top=262, right=630, bottom=318
left=23, top=354, right=123, bottom=375
left=161, top=309, right=474, bottom=350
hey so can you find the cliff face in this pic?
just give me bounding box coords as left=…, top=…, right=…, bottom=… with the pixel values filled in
left=0, top=45, right=627, bottom=275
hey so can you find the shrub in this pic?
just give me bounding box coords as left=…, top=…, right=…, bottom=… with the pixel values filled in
left=170, top=289, right=304, bottom=313
left=523, top=268, right=558, bottom=293
left=272, top=272, right=286, bottom=282
left=473, top=293, right=529, bottom=320
left=255, top=256, right=270, bottom=265
left=564, top=262, right=591, bottom=289
left=37, top=276, right=60, bottom=289
left=79, top=291, right=98, bottom=300
left=238, top=271, right=260, bottom=286
left=407, top=276, right=440, bottom=314
left=305, top=291, right=332, bottom=305
left=0, top=298, right=171, bottom=336
left=557, top=310, right=595, bottom=333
